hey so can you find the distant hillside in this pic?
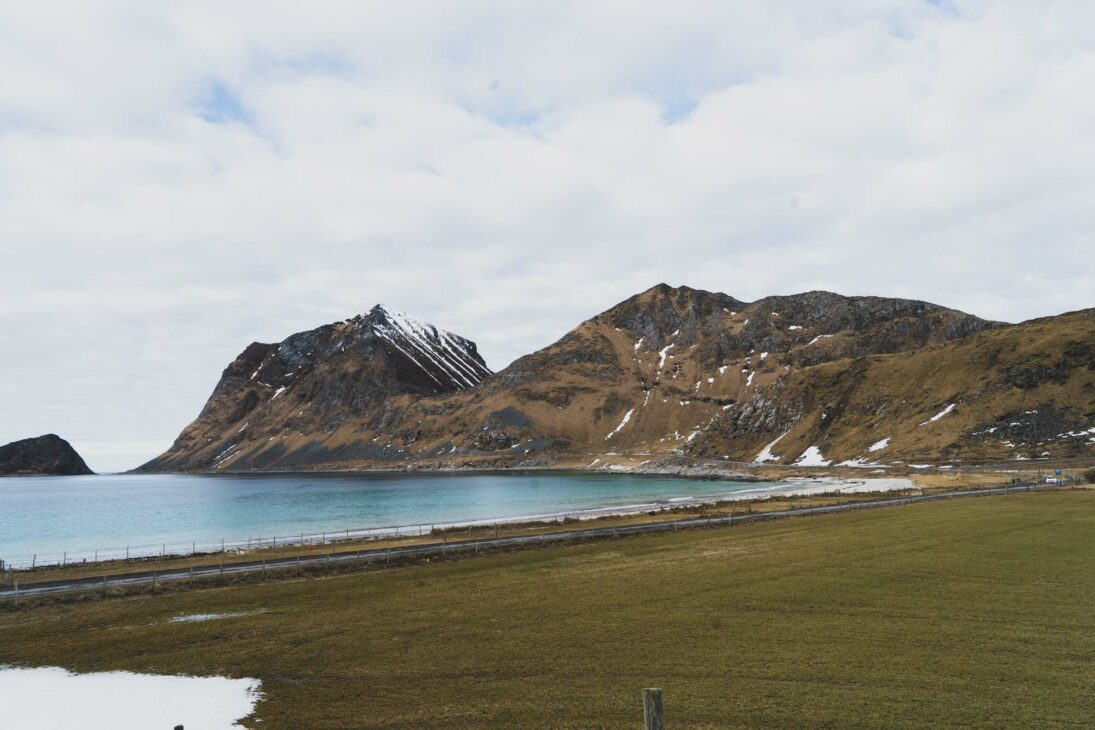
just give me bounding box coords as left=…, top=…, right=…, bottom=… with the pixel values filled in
left=0, top=434, right=93, bottom=476
left=141, top=285, right=1095, bottom=472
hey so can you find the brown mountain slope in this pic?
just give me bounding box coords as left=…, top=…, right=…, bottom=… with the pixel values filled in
left=384, top=284, right=1022, bottom=465
left=138, top=305, right=491, bottom=472
left=139, top=284, right=1095, bottom=473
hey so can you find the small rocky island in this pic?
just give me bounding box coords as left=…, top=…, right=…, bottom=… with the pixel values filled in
left=0, top=434, right=93, bottom=476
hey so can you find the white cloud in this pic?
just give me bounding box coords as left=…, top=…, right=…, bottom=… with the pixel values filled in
left=1, top=1, right=1093, bottom=471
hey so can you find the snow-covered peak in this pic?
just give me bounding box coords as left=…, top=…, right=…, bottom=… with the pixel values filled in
left=365, top=304, right=492, bottom=391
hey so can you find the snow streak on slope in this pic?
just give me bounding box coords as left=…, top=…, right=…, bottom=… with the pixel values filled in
left=754, top=430, right=790, bottom=464
left=605, top=408, right=635, bottom=440
left=371, top=305, right=492, bottom=390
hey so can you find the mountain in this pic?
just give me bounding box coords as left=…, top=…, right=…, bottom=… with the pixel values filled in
left=142, top=286, right=1095, bottom=472
left=138, top=305, right=492, bottom=472
left=0, top=434, right=94, bottom=476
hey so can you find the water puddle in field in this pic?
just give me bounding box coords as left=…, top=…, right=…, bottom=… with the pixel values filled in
left=168, top=610, right=262, bottom=623
left=0, top=666, right=261, bottom=729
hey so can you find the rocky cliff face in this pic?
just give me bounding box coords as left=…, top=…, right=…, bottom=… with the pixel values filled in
left=138, top=305, right=491, bottom=471
left=142, top=285, right=1095, bottom=472
left=0, top=434, right=93, bottom=476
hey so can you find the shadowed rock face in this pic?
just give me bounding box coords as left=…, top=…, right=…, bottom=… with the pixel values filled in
left=141, top=285, right=1095, bottom=472
left=0, top=435, right=93, bottom=476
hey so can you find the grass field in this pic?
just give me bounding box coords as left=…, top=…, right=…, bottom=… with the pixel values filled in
left=3, top=491, right=1094, bottom=728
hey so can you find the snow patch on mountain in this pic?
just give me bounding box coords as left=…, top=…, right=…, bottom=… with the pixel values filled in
left=794, top=446, right=831, bottom=466
left=371, top=305, right=492, bottom=391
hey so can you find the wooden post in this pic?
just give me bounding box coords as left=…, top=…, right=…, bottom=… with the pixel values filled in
left=643, top=688, right=665, bottom=730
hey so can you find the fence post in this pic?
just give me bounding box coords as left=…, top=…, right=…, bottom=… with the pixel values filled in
left=642, top=688, right=665, bottom=730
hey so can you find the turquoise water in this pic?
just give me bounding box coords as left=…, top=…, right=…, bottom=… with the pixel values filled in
left=0, top=471, right=785, bottom=567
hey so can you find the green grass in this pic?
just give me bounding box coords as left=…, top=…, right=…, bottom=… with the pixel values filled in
left=3, top=491, right=1095, bottom=728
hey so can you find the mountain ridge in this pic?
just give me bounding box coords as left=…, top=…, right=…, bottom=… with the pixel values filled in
left=139, top=285, right=1093, bottom=472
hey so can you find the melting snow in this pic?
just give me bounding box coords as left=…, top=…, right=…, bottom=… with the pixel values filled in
left=604, top=408, right=635, bottom=440
left=754, top=430, right=790, bottom=464
left=788, top=325, right=802, bottom=331
left=920, top=403, right=956, bottom=425
left=868, top=437, right=890, bottom=452
left=0, top=667, right=261, bottom=730
left=807, top=334, right=834, bottom=346
left=745, top=371, right=755, bottom=387
left=634, top=337, right=644, bottom=352
left=794, top=446, right=832, bottom=467
left=657, top=344, right=674, bottom=369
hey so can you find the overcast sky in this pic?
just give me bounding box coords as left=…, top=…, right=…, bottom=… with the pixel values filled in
left=2, top=1, right=1093, bottom=472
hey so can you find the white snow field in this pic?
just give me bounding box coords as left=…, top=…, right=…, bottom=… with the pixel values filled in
left=0, top=666, right=261, bottom=730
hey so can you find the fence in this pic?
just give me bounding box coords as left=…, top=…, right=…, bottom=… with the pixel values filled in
left=0, top=496, right=737, bottom=572
left=0, top=479, right=1053, bottom=573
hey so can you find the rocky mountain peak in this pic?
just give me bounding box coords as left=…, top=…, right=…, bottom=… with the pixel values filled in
left=139, top=306, right=493, bottom=472
left=358, top=304, right=492, bottom=390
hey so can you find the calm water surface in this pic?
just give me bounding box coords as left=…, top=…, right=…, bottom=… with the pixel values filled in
left=0, top=471, right=787, bottom=565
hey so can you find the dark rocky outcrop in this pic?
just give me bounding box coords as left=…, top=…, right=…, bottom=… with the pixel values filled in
left=0, top=434, right=93, bottom=476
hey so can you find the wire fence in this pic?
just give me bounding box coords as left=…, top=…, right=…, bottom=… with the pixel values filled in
left=0, top=498, right=722, bottom=572
left=0, top=477, right=1059, bottom=573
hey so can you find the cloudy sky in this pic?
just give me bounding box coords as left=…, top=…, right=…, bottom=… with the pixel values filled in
left=2, top=1, right=1093, bottom=472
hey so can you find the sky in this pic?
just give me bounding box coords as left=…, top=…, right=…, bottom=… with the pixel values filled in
left=2, top=1, right=1094, bottom=472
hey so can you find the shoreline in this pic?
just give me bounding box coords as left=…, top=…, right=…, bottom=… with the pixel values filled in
left=1, top=474, right=916, bottom=571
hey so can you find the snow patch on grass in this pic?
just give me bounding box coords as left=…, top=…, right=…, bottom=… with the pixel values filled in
left=754, top=430, right=790, bottom=464
left=920, top=403, right=955, bottom=425
left=794, top=446, right=831, bottom=466
left=604, top=409, right=635, bottom=440
left=0, top=666, right=261, bottom=730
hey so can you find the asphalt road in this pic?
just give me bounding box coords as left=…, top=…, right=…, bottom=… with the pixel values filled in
left=0, top=482, right=1049, bottom=601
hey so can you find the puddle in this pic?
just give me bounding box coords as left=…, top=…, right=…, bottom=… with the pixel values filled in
left=0, top=666, right=261, bottom=729
left=168, top=610, right=260, bottom=624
